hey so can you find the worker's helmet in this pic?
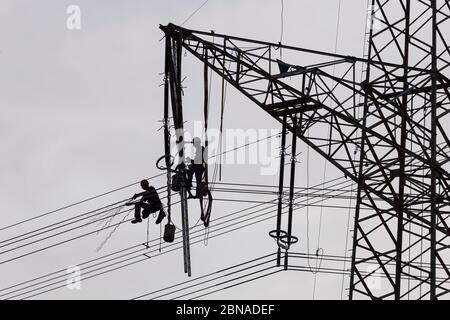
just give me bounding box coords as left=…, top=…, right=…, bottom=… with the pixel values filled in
left=140, top=179, right=149, bottom=189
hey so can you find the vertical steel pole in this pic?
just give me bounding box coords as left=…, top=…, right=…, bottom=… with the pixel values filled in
left=164, top=35, right=172, bottom=225
left=349, top=0, right=375, bottom=300
left=203, top=47, right=209, bottom=184
left=394, top=0, right=411, bottom=300
left=168, top=32, right=192, bottom=277
left=276, top=115, right=287, bottom=266
left=176, top=35, right=192, bottom=277
left=180, top=187, right=191, bottom=276
left=430, top=0, right=438, bottom=300
left=284, top=116, right=297, bottom=270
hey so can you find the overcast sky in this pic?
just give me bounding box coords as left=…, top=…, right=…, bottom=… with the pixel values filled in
left=0, top=0, right=371, bottom=300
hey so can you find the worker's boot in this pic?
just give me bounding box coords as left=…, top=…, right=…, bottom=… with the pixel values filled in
left=142, top=209, right=151, bottom=219
left=131, top=218, right=142, bottom=224
left=155, top=209, right=166, bottom=224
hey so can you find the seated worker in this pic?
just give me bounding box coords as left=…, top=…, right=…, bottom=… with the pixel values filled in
left=186, top=137, right=206, bottom=198
left=128, top=180, right=166, bottom=224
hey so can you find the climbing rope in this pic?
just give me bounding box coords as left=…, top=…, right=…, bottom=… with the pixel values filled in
left=312, top=0, right=343, bottom=300
left=217, top=37, right=226, bottom=182
left=146, top=215, right=151, bottom=248
left=159, top=221, right=163, bottom=252
left=95, top=208, right=134, bottom=252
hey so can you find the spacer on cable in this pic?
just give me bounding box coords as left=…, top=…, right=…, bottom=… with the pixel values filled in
left=279, top=234, right=299, bottom=246
left=269, top=230, right=288, bottom=240
left=156, top=154, right=174, bottom=171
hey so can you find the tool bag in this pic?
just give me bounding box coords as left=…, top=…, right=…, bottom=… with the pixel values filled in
left=171, top=172, right=184, bottom=192
left=163, top=222, right=176, bottom=243
left=197, top=181, right=209, bottom=197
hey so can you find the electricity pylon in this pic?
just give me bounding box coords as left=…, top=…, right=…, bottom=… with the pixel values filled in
left=161, top=0, right=450, bottom=299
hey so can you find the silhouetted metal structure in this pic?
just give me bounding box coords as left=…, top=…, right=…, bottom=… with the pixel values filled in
left=161, top=0, right=450, bottom=299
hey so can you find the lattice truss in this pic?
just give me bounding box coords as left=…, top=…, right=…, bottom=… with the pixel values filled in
left=161, top=0, right=450, bottom=300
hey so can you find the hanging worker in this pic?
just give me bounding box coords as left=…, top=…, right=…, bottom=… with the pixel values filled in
left=128, top=179, right=166, bottom=224
left=186, top=137, right=206, bottom=198
left=185, top=156, right=194, bottom=196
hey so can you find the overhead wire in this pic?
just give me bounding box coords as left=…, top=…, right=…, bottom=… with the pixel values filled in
left=0, top=177, right=356, bottom=267
left=141, top=254, right=277, bottom=300
left=0, top=201, right=270, bottom=298
left=2, top=201, right=276, bottom=299
left=1, top=176, right=351, bottom=299
left=180, top=0, right=211, bottom=27
left=176, top=266, right=279, bottom=300
left=0, top=93, right=372, bottom=301
left=0, top=0, right=436, bottom=298
left=137, top=249, right=450, bottom=300
left=19, top=183, right=354, bottom=299
left=0, top=134, right=283, bottom=254
left=15, top=192, right=379, bottom=301
left=0, top=173, right=166, bottom=232
left=133, top=253, right=275, bottom=299
left=0, top=200, right=128, bottom=247
left=0, top=194, right=184, bottom=265
left=2, top=132, right=280, bottom=244
left=14, top=205, right=287, bottom=300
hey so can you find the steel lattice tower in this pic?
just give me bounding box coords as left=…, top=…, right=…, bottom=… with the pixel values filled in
left=161, top=0, right=450, bottom=299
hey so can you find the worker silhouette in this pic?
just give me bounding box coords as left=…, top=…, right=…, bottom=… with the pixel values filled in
left=128, top=180, right=166, bottom=224
left=186, top=137, right=206, bottom=198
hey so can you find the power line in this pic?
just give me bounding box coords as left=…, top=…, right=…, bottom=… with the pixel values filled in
left=0, top=133, right=283, bottom=254
left=0, top=186, right=167, bottom=250
left=161, top=250, right=450, bottom=300
left=0, top=197, right=180, bottom=265
left=1, top=199, right=279, bottom=298
left=180, top=0, right=211, bottom=27
left=176, top=266, right=279, bottom=300
left=1, top=179, right=352, bottom=269
left=0, top=180, right=352, bottom=258
left=134, top=254, right=276, bottom=300
left=1, top=181, right=356, bottom=268
left=0, top=136, right=356, bottom=298
left=10, top=174, right=416, bottom=295
left=189, top=268, right=282, bottom=300
left=1, top=176, right=351, bottom=299
left=0, top=173, right=165, bottom=232
left=0, top=180, right=334, bottom=291
left=142, top=250, right=450, bottom=301
left=2, top=131, right=280, bottom=243
left=16, top=212, right=283, bottom=300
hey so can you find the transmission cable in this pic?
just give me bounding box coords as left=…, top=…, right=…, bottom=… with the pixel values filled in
left=2, top=176, right=350, bottom=299
left=1, top=133, right=281, bottom=252
left=0, top=173, right=166, bottom=232
left=180, top=0, right=211, bottom=27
